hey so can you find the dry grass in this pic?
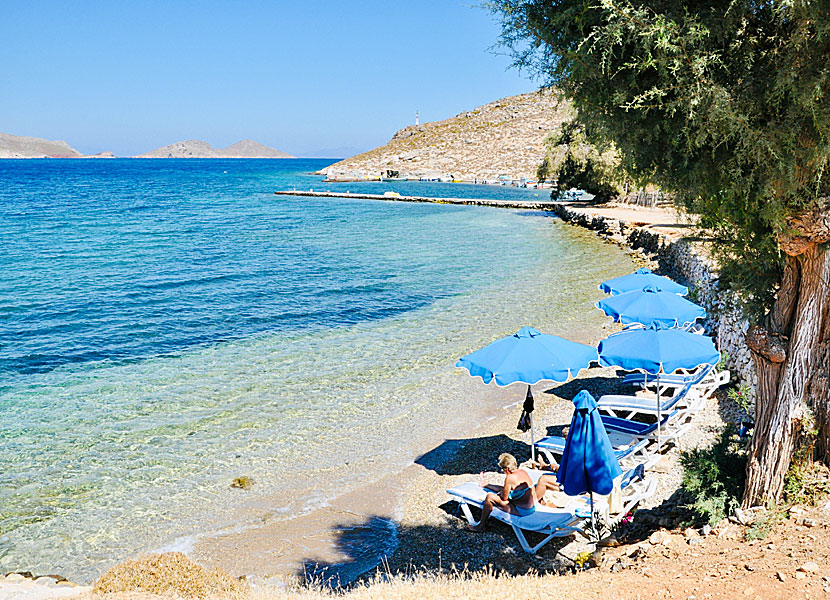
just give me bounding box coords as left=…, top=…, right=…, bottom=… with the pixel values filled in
left=92, top=553, right=247, bottom=598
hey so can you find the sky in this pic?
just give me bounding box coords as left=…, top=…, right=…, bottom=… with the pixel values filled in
left=0, top=1, right=539, bottom=157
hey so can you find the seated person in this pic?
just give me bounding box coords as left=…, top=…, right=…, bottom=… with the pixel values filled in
left=469, top=453, right=560, bottom=531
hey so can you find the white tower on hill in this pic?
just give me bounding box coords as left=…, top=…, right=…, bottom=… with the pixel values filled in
left=415, top=110, right=419, bottom=126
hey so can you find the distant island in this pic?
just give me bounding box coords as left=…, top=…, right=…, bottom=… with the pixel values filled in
left=135, top=139, right=294, bottom=159
left=0, top=132, right=114, bottom=159
left=0, top=133, right=293, bottom=159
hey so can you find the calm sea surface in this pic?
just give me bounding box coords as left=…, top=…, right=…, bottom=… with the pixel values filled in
left=0, top=159, right=634, bottom=581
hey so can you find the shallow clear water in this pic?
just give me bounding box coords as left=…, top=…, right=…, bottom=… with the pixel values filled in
left=0, top=159, right=634, bottom=581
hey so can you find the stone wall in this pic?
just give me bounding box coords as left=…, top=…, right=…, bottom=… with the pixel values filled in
left=550, top=203, right=757, bottom=391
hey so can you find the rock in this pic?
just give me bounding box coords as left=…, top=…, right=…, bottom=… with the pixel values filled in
left=794, top=572, right=807, bottom=580
left=743, top=587, right=754, bottom=596
left=683, top=527, right=700, bottom=540
left=4, top=573, right=28, bottom=583
left=776, top=571, right=786, bottom=582
left=33, top=576, right=60, bottom=586
left=803, top=518, right=818, bottom=527
left=733, top=508, right=750, bottom=525
left=596, top=535, right=620, bottom=548
left=799, top=562, right=820, bottom=573
left=702, top=524, right=713, bottom=536
left=650, top=530, right=669, bottom=545
left=231, top=475, right=253, bottom=490
left=688, top=537, right=704, bottom=547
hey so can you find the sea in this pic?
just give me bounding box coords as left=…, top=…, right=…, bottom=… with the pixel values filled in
left=0, top=158, right=635, bottom=582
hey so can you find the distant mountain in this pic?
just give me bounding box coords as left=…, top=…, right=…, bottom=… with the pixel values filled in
left=135, top=139, right=218, bottom=158
left=219, top=139, right=293, bottom=158
left=0, top=132, right=83, bottom=158
left=135, top=139, right=293, bottom=158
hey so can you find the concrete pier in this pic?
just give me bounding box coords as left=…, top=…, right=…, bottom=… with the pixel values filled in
left=274, top=190, right=557, bottom=210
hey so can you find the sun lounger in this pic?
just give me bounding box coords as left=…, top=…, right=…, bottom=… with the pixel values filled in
left=597, top=382, right=696, bottom=420
left=447, top=465, right=656, bottom=553
left=621, top=363, right=715, bottom=394
left=602, top=410, right=693, bottom=446
left=602, top=366, right=729, bottom=420
left=446, top=481, right=589, bottom=553
left=534, top=436, right=658, bottom=470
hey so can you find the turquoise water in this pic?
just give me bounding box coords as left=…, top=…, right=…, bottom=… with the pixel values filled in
left=0, top=159, right=634, bottom=581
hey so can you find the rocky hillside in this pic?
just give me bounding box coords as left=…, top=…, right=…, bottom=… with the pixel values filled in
left=321, top=90, right=571, bottom=182
left=136, top=139, right=293, bottom=158
left=221, top=139, right=293, bottom=158
left=0, top=132, right=83, bottom=158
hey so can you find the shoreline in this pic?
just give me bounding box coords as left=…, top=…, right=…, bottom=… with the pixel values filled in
left=2, top=194, right=743, bottom=596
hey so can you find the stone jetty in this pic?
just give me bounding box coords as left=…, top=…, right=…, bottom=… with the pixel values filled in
left=274, top=190, right=558, bottom=210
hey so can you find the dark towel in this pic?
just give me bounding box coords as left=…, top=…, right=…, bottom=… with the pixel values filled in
left=517, top=385, right=534, bottom=432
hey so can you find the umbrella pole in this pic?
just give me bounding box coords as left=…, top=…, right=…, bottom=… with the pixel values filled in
left=656, top=372, right=662, bottom=451
left=528, top=384, right=536, bottom=463
left=589, top=489, right=596, bottom=541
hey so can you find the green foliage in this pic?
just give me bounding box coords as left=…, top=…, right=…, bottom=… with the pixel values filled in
left=680, top=426, right=748, bottom=525
left=542, top=121, right=626, bottom=201
left=784, top=418, right=830, bottom=505
left=537, top=156, right=551, bottom=183
left=726, top=383, right=754, bottom=417
left=745, top=505, right=786, bottom=541
left=716, top=351, right=730, bottom=372
left=489, top=0, right=830, bottom=318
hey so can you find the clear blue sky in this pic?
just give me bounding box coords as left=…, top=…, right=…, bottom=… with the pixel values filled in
left=0, top=1, right=538, bottom=157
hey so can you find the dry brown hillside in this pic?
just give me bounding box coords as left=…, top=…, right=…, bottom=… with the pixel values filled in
left=322, top=90, right=571, bottom=182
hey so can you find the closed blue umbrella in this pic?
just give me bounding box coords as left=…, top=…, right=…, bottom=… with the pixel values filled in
left=456, top=326, right=598, bottom=459
left=596, top=285, right=706, bottom=329
left=598, top=324, right=720, bottom=446
left=600, top=268, right=688, bottom=296
left=557, top=390, right=623, bottom=534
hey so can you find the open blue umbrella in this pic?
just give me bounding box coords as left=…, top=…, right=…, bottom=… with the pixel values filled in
left=599, top=268, right=688, bottom=296
left=456, top=326, right=597, bottom=386
left=596, top=285, right=706, bottom=329
left=598, top=324, right=720, bottom=446
left=456, top=326, right=598, bottom=458
left=557, top=390, right=623, bottom=534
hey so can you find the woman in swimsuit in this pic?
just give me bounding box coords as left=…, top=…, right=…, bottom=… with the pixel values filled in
left=469, top=453, right=559, bottom=531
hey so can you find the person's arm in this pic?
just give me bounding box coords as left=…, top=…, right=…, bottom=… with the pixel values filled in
left=499, top=473, right=515, bottom=502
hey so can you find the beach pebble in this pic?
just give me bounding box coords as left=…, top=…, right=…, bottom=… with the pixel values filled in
left=799, top=562, right=820, bottom=573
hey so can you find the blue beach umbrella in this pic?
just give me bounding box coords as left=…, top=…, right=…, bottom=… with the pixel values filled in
left=596, top=285, right=706, bottom=329
left=456, top=326, right=598, bottom=458
left=557, top=390, right=623, bottom=534
left=598, top=324, right=720, bottom=446
left=456, top=326, right=598, bottom=387
left=599, top=268, right=688, bottom=296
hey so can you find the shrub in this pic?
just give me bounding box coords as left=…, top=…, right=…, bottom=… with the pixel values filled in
left=680, top=425, right=748, bottom=525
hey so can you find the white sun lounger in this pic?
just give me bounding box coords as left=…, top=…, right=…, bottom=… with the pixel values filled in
left=534, top=436, right=658, bottom=470
left=447, top=465, right=656, bottom=553
left=622, top=364, right=729, bottom=401
left=600, top=366, right=729, bottom=421
left=446, top=481, right=590, bottom=553
left=602, top=409, right=694, bottom=446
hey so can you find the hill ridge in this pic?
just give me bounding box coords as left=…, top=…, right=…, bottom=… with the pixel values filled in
left=321, top=90, right=571, bottom=182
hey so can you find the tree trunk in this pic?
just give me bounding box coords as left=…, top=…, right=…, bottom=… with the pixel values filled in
left=743, top=241, right=830, bottom=507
